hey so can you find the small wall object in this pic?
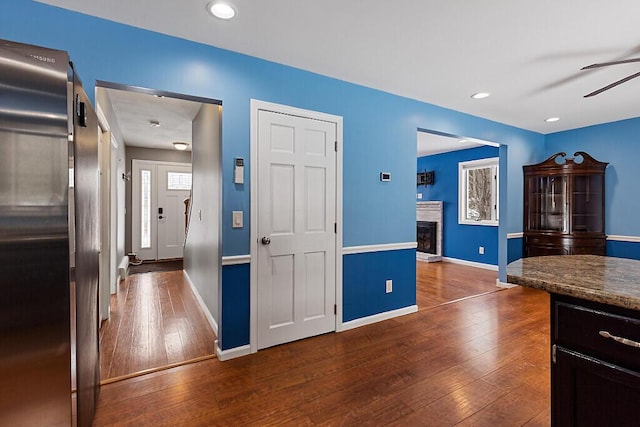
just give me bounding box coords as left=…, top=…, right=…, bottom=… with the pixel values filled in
left=417, top=171, right=435, bottom=186
left=380, top=172, right=391, bottom=182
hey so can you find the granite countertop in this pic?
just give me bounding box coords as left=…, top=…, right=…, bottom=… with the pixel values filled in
left=507, top=255, right=640, bottom=310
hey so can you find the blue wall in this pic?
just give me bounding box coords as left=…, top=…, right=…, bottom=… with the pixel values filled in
left=417, top=146, right=499, bottom=265
left=343, top=249, right=416, bottom=321
left=220, top=264, right=250, bottom=350
left=546, top=118, right=640, bottom=238
left=508, top=237, right=523, bottom=263
left=546, top=118, right=640, bottom=261
left=2, top=0, right=545, bottom=350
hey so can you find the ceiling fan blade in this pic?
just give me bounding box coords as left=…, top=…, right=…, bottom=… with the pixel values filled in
left=584, top=70, right=640, bottom=97
left=581, top=58, right=640, bottom=70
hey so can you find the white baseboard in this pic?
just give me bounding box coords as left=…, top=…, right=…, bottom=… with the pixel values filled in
left=117, top=256, right=128, bottom=283
left=442, top=257, right=498, bottom=271
left=340, top=305, right=418, bottom=331
left=215, top=340, right=251, bottom=361
left=183, top=270, right=219, bottom=337
left=507, top=232, right=523, bottom=239
left=496, top=278, right=518, bottom=289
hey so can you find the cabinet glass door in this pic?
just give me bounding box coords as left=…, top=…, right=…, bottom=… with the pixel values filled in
left=572, top=175, right=603, bottom=233
left=527, top=175, right=567, bottom=232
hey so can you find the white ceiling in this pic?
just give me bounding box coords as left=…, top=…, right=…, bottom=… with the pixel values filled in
left=417, top=132, right=488, bottom=157
left=99, top=87, right=201, bottom=151
left=40, top=0, right=640, bottom=136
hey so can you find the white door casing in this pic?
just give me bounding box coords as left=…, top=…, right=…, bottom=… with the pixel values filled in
left=252, top=103, right=343, bottom=351
left=99, top=129, right=111, bottom=322
left=132, top=160, right=191, bottom=261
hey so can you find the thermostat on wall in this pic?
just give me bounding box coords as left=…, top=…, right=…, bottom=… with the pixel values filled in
left=234, top=157, right=244, bottom=184
left=380, top=172, right=391, bottom=182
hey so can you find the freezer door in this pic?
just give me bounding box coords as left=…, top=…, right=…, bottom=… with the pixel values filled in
left=71, top=71, right=100, bottom=427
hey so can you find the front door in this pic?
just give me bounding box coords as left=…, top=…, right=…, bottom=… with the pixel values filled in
left=132, top=160, right=191, bottom=261
left=257, top=109, right=337, bottom=349
left=157, top=164, right=191, bottom=259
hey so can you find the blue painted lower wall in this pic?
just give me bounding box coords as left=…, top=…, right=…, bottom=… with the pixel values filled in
left=508, top=238, right=640, bottom=262
left=508, top=237, right=523, bottom=263
left=606, top=240, right=640, bottom=260
left=221, top=264, right=250, bottom=350
left=220, top=248, right=418, bottom=350
left=343, top=249, right=417, bottom=322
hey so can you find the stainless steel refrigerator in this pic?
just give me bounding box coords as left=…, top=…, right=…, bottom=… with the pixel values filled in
left=0, top=39, right=99, bottom=426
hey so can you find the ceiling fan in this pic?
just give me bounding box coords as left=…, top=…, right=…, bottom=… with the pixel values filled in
left=582, top=57, right=640, bottom=97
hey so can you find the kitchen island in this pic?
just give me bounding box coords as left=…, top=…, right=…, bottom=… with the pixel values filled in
left=507, top=255, right=640, bottom=426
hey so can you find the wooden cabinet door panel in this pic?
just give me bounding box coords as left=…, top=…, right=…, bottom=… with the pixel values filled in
left=554, top=346, right=640, bottom=426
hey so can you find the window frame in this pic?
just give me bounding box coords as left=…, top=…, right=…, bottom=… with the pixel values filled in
left=458, top=157, right=499, bottom=226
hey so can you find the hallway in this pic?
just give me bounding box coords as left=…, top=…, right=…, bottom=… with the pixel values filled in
left=99, top=269, right=217, bottom=382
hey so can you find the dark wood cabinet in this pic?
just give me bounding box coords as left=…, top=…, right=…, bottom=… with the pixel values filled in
left=523, top=152, right=607, bottom=257
left=551, top=294, right=640, bottom=426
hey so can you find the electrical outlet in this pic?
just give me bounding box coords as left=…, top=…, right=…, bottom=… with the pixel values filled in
left=385, top=279, right=393, bottom=293
left=479, top=246, right=485, bottom=255
left=417, top=193, right=423, bottom=199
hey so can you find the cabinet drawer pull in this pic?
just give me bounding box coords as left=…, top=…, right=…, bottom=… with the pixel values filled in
left=599, top=330, right=640, bottom=348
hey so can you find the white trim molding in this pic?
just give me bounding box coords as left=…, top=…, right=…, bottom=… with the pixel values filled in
left=507, top=232, right=523, bottom=239
left=442, top=257, right=498, bottom=271
left=215, top=341, right=251, bottom=362
left=607, top=235, right=640, bottom=243
left=222, top=255, right=251, bottom=266
left=496, top=278, right=518, bottom=289
left=342, top=242, right=417, bottom=255
left=458, top=157, right=499, bottom=226
left=183, top=270, right=218, bottom=336
left=341, top=305, right=418, bottom=331
left=117, top=256, right=129, bottom=285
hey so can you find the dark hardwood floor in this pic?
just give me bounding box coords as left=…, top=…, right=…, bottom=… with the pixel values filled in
left=93, top=263, right=550, bottom=426
left=99, top=269, right=217, bottom=381
left=128, top=259, right=184, bottom=275
left=416, top=261, right=501, bottom=309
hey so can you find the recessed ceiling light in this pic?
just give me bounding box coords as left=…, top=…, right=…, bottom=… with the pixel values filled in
left=149, top=120, right=160, bottom=127
left=207, top=1, right=236, bottom=20
left=173, top=141, right=190, bottom=151
left=545, top=117, right=560, bottom=123
left=471, top=92, right=491, bottom=99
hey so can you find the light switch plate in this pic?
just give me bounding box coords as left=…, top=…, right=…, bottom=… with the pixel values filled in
left=232, top=211, right=243, bottom=228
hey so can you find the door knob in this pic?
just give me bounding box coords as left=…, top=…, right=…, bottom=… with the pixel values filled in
left=261, top=236, right=271, bottom=245
left=159, top=215, right=165, bottom=219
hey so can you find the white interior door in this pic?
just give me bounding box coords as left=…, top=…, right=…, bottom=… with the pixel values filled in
left=157, top=164, right=191, bottom=259
left=132, top=160, right=191, bottom=261
left=257, top=110, right=337, bottom=349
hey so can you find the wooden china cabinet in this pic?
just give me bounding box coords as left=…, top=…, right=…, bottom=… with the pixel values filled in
left=523, top=152, right=608, bottom=257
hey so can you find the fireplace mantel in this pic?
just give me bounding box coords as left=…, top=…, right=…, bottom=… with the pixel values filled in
left=417, top=201, right=442, bottom=262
